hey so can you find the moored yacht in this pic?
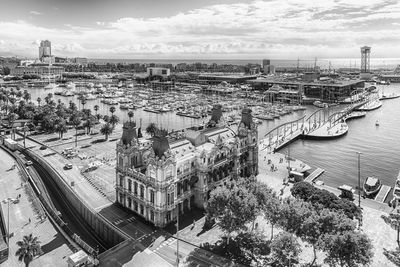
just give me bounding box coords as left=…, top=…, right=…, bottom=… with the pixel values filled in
left=363, top=176, right=382, bottom=197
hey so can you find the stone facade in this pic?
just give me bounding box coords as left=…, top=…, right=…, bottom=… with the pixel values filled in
left=115, top=105, right=258, bottom=227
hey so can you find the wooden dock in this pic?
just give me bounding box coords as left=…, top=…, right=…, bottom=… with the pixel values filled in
left=374, top=185, right=391, bottom=203
left=304, top=168, right=325, bottom=183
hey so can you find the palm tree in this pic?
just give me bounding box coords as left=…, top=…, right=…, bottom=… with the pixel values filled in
left=36, top=97, right=41, bottom=107
left=81, top=98, right=87, bottom=111
left=128, top=110, right=134, bottom=122
left=146, top=122, right=158, bottom=137
left=100, top=123, right=113, bottom=140
left=8, top=113, right=19, bottom=140
left=83, top=116, right=96, bottom=134
left=15, top=234, right=42, bottom=267
left=109, top=114, right=119, bottom=127
left=23, top=90, right=31, bottom=102
left=109, top=106, right=116, bottom=115
left=55, top=120, right=68, bottom=139
left=94, top=105, right=99, bottom=115
left=72, top=116, right=81, bottom=147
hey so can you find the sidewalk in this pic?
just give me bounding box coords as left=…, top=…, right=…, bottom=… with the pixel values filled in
left=0, top=148, right=73, bottom=267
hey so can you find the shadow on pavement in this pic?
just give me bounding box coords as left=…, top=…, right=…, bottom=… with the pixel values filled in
left=164, top=207, right=205, bottom=235
left=41, top=233, right=66, bottom=255
left=99, top=239, right=137, bottom=267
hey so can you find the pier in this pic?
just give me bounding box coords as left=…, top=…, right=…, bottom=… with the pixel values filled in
left=374, top=185, right=391, bottom=203
left=304, top=168, right=325, bottom=183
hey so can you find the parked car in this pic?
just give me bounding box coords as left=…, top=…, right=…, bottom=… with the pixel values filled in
left=40, top=145, right=47, bottom=150
left=64, top=163, right=73, bottom=170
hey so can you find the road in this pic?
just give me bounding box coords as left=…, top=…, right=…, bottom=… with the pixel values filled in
left=16, top=148, right=110, bottom=253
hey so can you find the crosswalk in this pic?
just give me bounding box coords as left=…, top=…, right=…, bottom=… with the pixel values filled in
left=113, top=216, right=136, bottom=225
left=154, top=238, right=176, bottom=251
left=137, top=230, right=158, bottom=242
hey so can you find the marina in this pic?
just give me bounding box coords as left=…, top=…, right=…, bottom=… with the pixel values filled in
left=5, top=81, right=400, bottom=198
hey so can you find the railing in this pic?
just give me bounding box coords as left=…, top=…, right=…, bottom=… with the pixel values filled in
left=264, top=115, right=306, bottom=138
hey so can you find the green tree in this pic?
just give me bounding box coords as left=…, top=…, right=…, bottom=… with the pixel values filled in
left=83, top=115, right=96, bottom=134
left=201, top=232, right=271, bottom=266
left=8, top=112, right=19, bottom=129
left=15, top=234, right=42, bottom=267
left=109, top=114, right=119, bottom=127
left=100, top=123, right=113, bottom=140
left=206, top=178, right=258, bottom=244
left=109, top=105, right=116, bottom=115
left=94, top=104, right=99, bottom=115
left=128, top=110, right=134, bottom=122
left=72, top=116, right=81, bottom=147
left=103, top=115, right=110, bottom=123
left=322, top=231, right=373, bottom=267
left=55, top=119, right=68, bottom=139
left=270, top=231, right=301, bottom=267
left=146, top=122, right=158, bottom=137
left=264, top=194, right=282, bottom=240
left=81, top=98, right=87, bottom=110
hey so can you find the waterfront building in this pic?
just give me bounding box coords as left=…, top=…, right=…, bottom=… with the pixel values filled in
left=147, top=67, right=170, bottom=77
left=249, top=78, right=364, bottom=102
left=149, top=81, right=175, bottom=91
left=115, top=105, right=258, bottom=227
left=263, top=84, right=302, bottom=104
left=201, top=82, right=239, bottom=96
left=10, top=65, right=64, bottom=77
left=197, top=73, right=258, bottom=85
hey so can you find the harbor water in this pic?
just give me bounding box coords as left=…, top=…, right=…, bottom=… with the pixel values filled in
left=26, top=84, right=400, bottom=192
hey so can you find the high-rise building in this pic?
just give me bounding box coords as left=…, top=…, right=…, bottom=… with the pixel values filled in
left=262, top=59, right=271, bottom=68
left=39, top=40, right=52, bottom=61
left=262, top=59, right=275, bottom=74
left=115, top=105, right=258, bottom=227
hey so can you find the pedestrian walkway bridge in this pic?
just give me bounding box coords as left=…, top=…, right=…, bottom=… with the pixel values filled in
left=261, top=92, right=378, bottom=152
left=304, top=168, right=325, bottom=183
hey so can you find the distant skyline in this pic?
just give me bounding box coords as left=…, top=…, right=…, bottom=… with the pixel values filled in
left=1, top=0, right=400, bottom=59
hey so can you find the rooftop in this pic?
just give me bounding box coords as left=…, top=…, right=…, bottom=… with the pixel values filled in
left=249, top=77, right=363, bottom=87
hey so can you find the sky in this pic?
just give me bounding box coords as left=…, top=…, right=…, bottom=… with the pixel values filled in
left=0, top=0, right=400, bottom=60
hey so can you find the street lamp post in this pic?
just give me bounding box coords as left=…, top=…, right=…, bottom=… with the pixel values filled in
left=357, top=152, right=362, bottom=207
left=3, top=197, right=12, bottom=247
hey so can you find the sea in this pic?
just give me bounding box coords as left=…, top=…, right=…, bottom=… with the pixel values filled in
left=25, top=81, right=400, bottom=200
left=90, top=58, right=400, bottom=70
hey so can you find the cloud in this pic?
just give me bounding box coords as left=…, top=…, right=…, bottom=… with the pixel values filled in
left=1, top=0, right=400, bottom=59
left=29, top=11, right=43, bottom=16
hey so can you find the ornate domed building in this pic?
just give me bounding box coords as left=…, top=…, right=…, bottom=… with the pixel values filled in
left=116, top=105, right=258, bottom=227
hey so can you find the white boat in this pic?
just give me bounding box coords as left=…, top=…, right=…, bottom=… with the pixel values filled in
left=44, top=83, right=58, bottom=90
left=313, top=101, right=329, bottom=108
left=85, top=94, right=97, bottom=100
left=363, top=176, right=382, bottom=197
left=61, top=90, right=75, bottom=97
